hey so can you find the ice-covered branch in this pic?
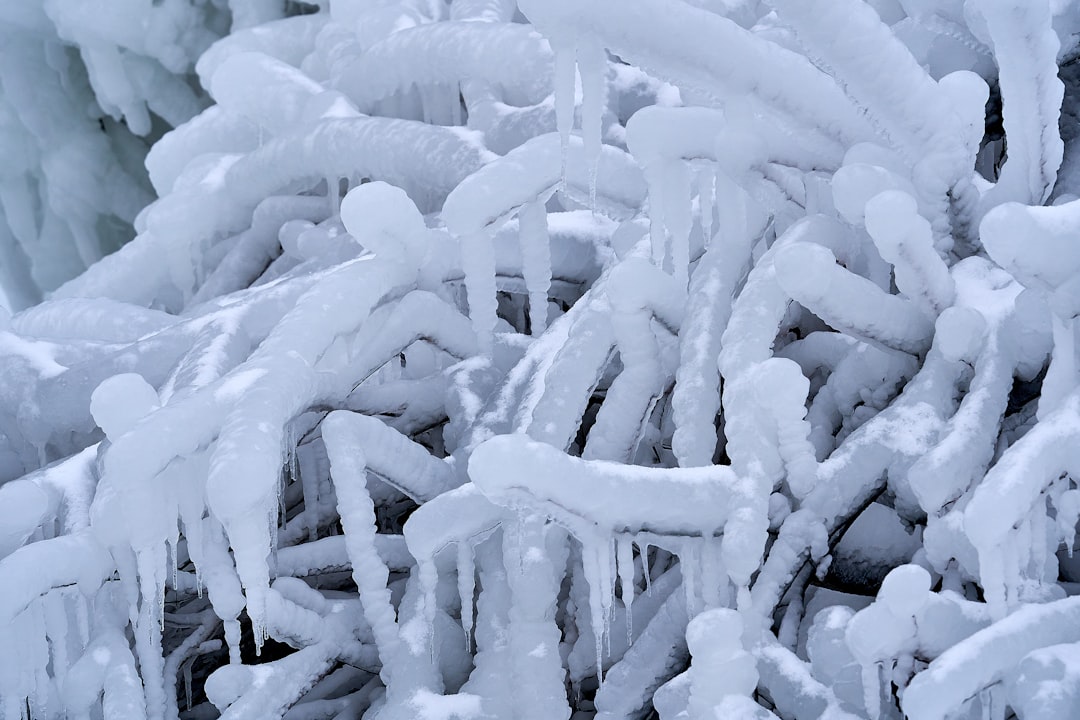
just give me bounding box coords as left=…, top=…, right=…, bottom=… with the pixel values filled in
left=904, top=595, right=1080, bottom=720
left=774, top=242, right=934, bottom=355
left=470, top=434, right=753, bottom=537
left=975, top=0, right=1064, bottom=208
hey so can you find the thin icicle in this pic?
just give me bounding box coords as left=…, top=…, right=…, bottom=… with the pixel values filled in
left=298, top=444, right=321, bottom=543
left=461, top=231, right=499, bottom=353
left=457, top=542, right=475, bottom=652
left=680, top=539, right=700, bottom=620
left=553, top=42, right=576, bottom=186
left=616, top=535, right=635, bottom=646
left=449, top=83, right=463, bottom=127
left=518, top=199, right=552, bottom=335
left=863, top=663, right=882, bottom=720
left=582, top=533, right=615, bottom=686
left=603, top=535, right=616, bottom=652
left=638, top=538, right=653, bottom=596
left=700, top=537, right=725, bottom=609
left=1031, top=498, right=1049, bottom=583
left=698, top=166, right=715, bottom=247
left=224, top=620, right=241, bottom=665
left=325, top=176, right=340, bottom=217
left=661, top=160, right=693, bottom=291
left=576, top=42, right=607, bottom=207
left=645, top=164, right=667, bottom=267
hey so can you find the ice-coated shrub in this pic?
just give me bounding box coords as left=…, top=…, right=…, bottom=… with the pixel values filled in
left=3, top=1, right=1080, bottom=718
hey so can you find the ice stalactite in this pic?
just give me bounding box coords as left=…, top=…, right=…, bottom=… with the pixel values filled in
left=592, top=532, right=619, bottom=686
left=552, top=42, right=575, bottom=182
left=642, top=160, right=693, bottom=288
left=615, top=534, right=635, bottom=645
left=460, top=231, right=499, bottom=354
left=698, top=167, right=716, bottom=247
left=518, top=199, right=552, bottom=335
left=456, top=542, right=475, bottom=652
left=576, top=41, right=608, bottom=205
left=625, top=107, right=727, bottom=288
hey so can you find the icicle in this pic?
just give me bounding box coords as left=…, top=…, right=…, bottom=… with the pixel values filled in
left=461, top=231, right=498, bottom=353
left=581, top=534, right=614, bottom=686
left=169, top=540, right=178, bottom=605
left=616, top=535, right=635, bottom=646
left=425, top=83, right=457, bottom=126
left=515, top=509, right=527, bottom=575
left=418, top=554, right=439, bottom=643
left=299, top=445, right=320, bottom=543
left=989, top=684, right=1005, bottom=720
left=457, top=542, right=475, bottom=652
left=553, top=41, right=576, bottom=186
left=326, top=176, right=340, bottom=217
left=183, top=660, right=193, bottom=712
left=681, top=539, right=700, bottom=619
left=978, top=543, right=1008, bottom=620
left=736, top=583, right=754, bottom=638
left=75, top=595, right=90, bottom=648
left=43, top=592, right=69, bottom=688
left=661, top=160, right=693, bottom=292
left=518, top=199, right=552, bottom=335
left=778, top=594, right=803, bottom=651
left=863, top=663, right=881, bottom=720
left=698, top=166, right=716, bottom=247
left=638, top=538, right=652, bottom=596
left=135, top=545, right=168, bottom=635
left=224, top=619, right=241, bottom=664
left=566, top=547, right=592, bottom=686
left=1039, top=314, right=1078, bottom=419
left=576, top=42, right=607, bottom=208
left=450, top=83, right=463, bottom=127
left=700, top=536, right=725, bottom=609
left=1023, top=500, right=1041, bottom=578
left=133, top=556, right=168, bottom=720
left=1002, top=536, right=1020, bottom=607
left=419, top=84, right=435, bottom=125
left=1016, top=516, right=1034, bottom=584
left=602, top=535, right=616, bottom=657
left=26, top=602, right=50, bottom=720
left=645, top=165, right=667, bottom=267
left=715, top=171, right=748, bottom=247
